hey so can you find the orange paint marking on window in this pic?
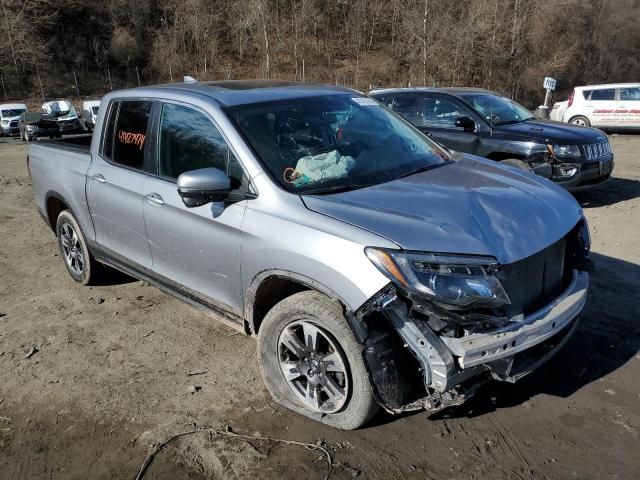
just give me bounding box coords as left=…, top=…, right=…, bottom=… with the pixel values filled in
left=117, top=129, right=146, bottom=150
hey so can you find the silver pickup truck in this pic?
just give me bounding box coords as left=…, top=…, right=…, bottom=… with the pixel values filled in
left=28, top=81, right=590, bottom=430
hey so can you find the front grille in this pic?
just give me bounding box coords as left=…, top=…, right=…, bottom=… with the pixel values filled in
left=10, top=121, right=18, bottom=128
left=581, top=141, right=611, bottom=161
left=498, top=236, right=567, bottom=316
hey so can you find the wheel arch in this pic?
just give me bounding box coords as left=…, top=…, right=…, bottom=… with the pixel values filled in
left=245, top=270, right=352, bottom=335
left=44, top=190, right=72, bottom=232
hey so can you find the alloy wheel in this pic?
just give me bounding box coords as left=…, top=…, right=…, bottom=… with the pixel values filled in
left=60, top=223, right=85, bottom=276
left=277, top=320, right=349, bottom=414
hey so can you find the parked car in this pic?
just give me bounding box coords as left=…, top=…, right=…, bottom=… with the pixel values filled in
left=42, top=100, right=83, bottom=135
left=19, top=112, right=61, bottom=141
left=562, top=83, right=640, bottom=130
left=369, top=87, right=613, bottom=191
left=81, top=100, right=101, bottom=132
left=549, top=100, right=568, bottom=122
left=0, top=103, right=28, bottom=136
left=28, top=81, right=590, bottom=429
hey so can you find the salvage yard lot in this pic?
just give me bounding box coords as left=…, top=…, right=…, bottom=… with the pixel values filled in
left=0, top=135, right=639, bottom=479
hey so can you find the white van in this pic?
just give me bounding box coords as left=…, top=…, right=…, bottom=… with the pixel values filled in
left=562, top=83, right=640, bottom=129
left=0, top=103, right=28, bottom=136
left=81, top=100, right=101, bottom=131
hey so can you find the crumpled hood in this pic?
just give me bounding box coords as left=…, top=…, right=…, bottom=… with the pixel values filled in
left=302, top=157, right=583, bottom=264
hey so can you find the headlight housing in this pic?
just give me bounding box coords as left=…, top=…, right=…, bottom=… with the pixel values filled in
left=549, top=144, right=581, bottom=158
left=1, top=120, right=9, bottom=127
left=365, top=248, right=511, bottom=308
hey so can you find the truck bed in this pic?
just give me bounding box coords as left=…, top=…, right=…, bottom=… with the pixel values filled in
left=28, top=133, right=95, bottom=242
left=37, top=134, right=93, bottom=153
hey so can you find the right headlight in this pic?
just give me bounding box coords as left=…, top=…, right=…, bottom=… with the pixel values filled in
left=365, top=248, right=511, bottom=308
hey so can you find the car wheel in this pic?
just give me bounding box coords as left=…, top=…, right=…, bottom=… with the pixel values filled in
left=257, top=291, right=379, bottom=430
left=500, top=158, right=532, bottom=171
left=569, top=115, right=591, bottom=127
left=56, top=210, right=99, bottom=285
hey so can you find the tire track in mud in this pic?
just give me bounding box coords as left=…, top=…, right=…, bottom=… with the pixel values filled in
left=444, top=414, right=545, bottom=480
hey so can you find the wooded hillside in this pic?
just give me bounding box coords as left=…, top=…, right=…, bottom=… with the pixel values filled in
left=1, top=0, right=639, bottom=105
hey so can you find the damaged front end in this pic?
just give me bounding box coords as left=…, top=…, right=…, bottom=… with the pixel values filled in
left=355, top=218, right=591, bottom=415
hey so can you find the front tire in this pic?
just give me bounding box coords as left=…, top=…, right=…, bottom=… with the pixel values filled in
left=56, top=210, right=99, bottom=285
left=257, top=291, right=379, bottom=430
left=569, top=115, right=591, bottom=127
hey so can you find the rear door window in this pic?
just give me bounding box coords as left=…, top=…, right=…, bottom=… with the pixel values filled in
left=589, top=89, right=616, bottom=101
left=109, top=100, right=152, bottom=170
left=385, top=94, right=421, bottom=124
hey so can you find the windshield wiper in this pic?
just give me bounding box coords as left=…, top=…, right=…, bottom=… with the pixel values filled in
left=301, top=183, right=376, bottom=195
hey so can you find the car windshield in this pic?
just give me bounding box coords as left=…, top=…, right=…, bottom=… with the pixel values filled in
left=1, top=109, right=26, bottom=117
left=462, top=93, right=534, bottom=125
left=225, top=94, right=449, bottom=194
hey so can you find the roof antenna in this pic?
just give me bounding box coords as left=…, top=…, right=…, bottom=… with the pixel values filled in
left=183, top=75, right=197, bottom=83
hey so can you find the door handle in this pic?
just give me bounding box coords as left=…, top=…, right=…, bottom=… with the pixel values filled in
left=92, top=173, right=106, bottom=183
left=145, top=192, right=164, bottom=205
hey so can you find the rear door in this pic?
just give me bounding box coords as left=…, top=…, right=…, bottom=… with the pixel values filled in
left=87, top=99, right=153, bottom=269
left=617, top=86, right=640, bottom=128
left=584, top=88, right=617, bottom=127
left=142, top=101, right=249, bottom=315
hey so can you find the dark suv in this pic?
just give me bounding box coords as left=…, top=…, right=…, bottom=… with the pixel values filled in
left=369, top=87, right=614, bottom=191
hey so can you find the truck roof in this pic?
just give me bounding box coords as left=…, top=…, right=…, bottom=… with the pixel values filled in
left=114, top=80, right=359, bottom=107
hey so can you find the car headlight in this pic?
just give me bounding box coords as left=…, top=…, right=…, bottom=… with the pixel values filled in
left=550, top=144, right=581, bottom=158
left=365, top=248, right=511, bottom=308
left=26, top=125, right=36, bottom=131
left=1, top=120, right=9, bottom=127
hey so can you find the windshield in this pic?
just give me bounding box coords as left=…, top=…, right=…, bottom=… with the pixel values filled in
left=225, top=94, right=448, bottom=194
left=1, top=109, right=26, bottom=118
left=44, top=101, right=76, bottom=118
left=461, top=93, right=534, bottom=125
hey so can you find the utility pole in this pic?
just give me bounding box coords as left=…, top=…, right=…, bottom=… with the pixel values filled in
left=0, top=74, right=6, bottom=100
left=136, top=66, right=141, bottom=86
left=107, top=67, right=113, bottom=91
left=73, top=71, right=80, bottom=96
left=35, top=64, right=44, bottom=99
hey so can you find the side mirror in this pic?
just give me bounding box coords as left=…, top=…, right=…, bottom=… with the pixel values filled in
left=177, top=167, right=231, bottom=208
left=455, top=116, right=476, bottom=132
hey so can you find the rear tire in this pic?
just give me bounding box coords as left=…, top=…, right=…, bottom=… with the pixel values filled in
left=569, top=115, right=591, bottom=127
left=500, top=158, right=532, bottom=172
left=257, top=291, right=379, bottom=430
left=55, top=210, right=100, bottom=285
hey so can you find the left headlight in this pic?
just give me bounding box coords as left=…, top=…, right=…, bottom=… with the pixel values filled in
left=1, top=120, right=9, bottom=127
left=550, top=144, right=581, bottom=158
left=365, top=248, right=511, bottom=308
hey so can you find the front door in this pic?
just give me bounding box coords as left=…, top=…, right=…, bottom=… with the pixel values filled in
left=617, top=86, right=640, bottom=128
left=87, top=100, right=153, bottom=269
left=143, top=101, right=249, bottom=315
left=414, top=94, right=481, bottom=153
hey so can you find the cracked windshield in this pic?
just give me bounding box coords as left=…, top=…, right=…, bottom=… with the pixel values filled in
left=226, top=95, right=448, bottom=194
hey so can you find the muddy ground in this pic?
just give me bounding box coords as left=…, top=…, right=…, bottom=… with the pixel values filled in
left=0, top=134, right=639, bottom=480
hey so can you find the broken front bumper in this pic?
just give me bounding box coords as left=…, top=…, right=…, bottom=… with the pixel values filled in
left=384, top=269, right=588, bottom=396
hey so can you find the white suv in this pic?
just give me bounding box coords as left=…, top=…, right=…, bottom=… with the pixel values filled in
left=562, top=83, right=640, bottom=129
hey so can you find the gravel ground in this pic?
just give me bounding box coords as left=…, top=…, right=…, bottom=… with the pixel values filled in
left=0, top=134, right=639, bottom=479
